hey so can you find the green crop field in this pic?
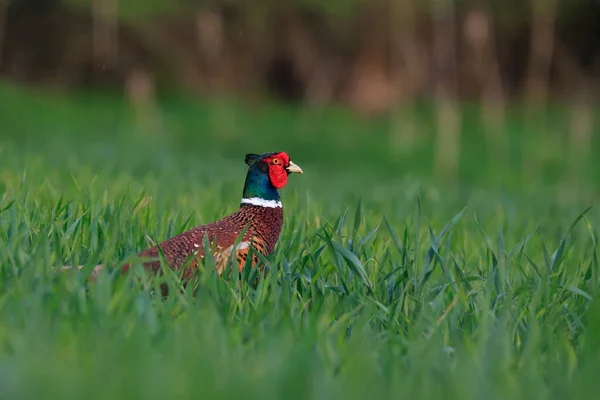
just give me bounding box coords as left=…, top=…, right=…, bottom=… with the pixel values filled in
left=1, top=82, right=600, bottom=399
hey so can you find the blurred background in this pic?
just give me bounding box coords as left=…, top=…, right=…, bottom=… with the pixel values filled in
left=0, top=0, right=599, bottom=195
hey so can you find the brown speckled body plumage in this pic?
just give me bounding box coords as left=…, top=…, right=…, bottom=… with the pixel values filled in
left=122, top=204, right=283, bottom=278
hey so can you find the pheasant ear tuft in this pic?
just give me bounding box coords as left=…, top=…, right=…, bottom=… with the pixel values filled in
left=244, top=153, right=261, bottom=166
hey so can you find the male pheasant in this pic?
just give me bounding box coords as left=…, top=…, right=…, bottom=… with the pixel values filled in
left=61, top=151, right=303, bottom=286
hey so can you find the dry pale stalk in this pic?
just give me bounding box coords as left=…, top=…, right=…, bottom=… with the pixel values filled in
left=568, top=95, right=593, bottom=190
left=525, top=0, right=557, bottom=105
left=126, top=67, right=162, bottom=138
left=389, top=0, right=425, bottom=154
left=463, top=7, right=507, bottom=174
left=432, top=0, right=461, bottom=184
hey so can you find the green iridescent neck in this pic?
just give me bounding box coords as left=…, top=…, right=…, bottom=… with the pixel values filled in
left=241, top=163, right=280, bottom=201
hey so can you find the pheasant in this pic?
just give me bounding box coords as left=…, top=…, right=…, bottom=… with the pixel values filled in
left=60, top=151, right=303, bottom=287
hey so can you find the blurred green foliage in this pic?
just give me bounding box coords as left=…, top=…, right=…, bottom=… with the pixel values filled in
left=0, top=83, right=600, bottom=398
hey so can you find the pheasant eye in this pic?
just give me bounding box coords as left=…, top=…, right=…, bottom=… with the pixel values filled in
left=272, top=159, right=280, bottom=165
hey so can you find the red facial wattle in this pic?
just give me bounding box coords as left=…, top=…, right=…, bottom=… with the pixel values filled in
left=269, top=165, right=288, bottom=188
left=264, top=152, right=291, bottom=189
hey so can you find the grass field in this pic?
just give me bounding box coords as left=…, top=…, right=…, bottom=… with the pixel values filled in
left=1, top=82, right=600, bottom=399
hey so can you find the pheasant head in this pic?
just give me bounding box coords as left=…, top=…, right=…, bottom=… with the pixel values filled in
left=241, top=151, right=303, bottom=206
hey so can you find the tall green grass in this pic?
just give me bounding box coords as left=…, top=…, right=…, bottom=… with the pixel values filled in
left=1, top=83, right=600, bottom=399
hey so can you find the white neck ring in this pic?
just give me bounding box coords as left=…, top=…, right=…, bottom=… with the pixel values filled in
left=241, top=197, right=282, bottom=208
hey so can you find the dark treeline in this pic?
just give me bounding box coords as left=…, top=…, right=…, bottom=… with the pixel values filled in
left=0, top=0, right=598, bottom=114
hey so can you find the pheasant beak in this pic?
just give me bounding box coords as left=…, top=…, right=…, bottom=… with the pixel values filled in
left=286, top=160, right=303, bottom=174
